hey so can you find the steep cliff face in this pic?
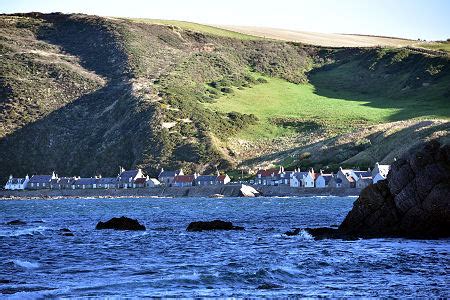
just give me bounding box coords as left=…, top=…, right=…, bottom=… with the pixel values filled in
left=0, top=13, right=449, bottom=183
left=339, top=140, right=450, bottom=238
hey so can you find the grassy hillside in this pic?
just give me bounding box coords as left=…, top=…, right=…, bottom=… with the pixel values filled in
left=417, top=40, right=450, bottom=54
left=127, top=18, right=261, bottom=40
left=206, top=76, right=402, bottom=140
left=0, top=13, right=449, bottom=183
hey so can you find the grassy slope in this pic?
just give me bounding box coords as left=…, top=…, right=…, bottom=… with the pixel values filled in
left=206, top=76, right=401, bottom=140
left=127, top=18, right=261, bottom=40
left=417, top=41, right=450, bottom=53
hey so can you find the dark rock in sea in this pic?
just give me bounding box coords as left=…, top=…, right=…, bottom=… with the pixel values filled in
left=186, top=220, right=244, bottom=232
left=308, top=140, right=450, bottom=240
left=284, top=228, right=301, bottom=236
left=6, top=220, right=26, bottom=225
left=95, top=216, right=146, bottom=231
left=257, top=283, right=283, bottom=290
left=304, top=227, right=358, bottom=241
left=59, top=228, right=74, bottom=236
left=0, top=279, right=12, bottom=284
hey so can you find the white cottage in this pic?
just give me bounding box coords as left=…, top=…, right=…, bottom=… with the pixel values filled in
left=315, top=171, right=333, bottom=188
left=4, top=175, right=29, bottom=190
left=372, top=163, right=390, bottom=183
left=290, top=169, right=316, bottom=188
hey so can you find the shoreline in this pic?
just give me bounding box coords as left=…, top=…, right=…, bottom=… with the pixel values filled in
left=0, top=185, right=361, bottom=200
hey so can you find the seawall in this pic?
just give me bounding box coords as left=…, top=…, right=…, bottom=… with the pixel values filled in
left=0, top=185, right=361, bottom=200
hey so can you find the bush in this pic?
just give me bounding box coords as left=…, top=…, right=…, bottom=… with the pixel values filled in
left=257, top=77, right=268, bottom=84
left=221, top=87, right=233, bottom=94
left=209, top=81, right=219, bottom=88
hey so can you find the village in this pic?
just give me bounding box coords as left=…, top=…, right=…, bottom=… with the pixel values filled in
left=3, top=163, right=390, bottom=191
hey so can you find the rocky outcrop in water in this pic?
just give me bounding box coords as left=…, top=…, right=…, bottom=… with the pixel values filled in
left=186, top=220, right=244, bottom=232
left=257, top=283, right=283, bottom=290
left=6, top=220, right=26, bottom=225
left=96, top=216, right=146, bottom=231
left=284, top=228, right=301, bottom=236
left=59, top=228, right=74, bottom=236
left=308, top=140, right=450, bottom=239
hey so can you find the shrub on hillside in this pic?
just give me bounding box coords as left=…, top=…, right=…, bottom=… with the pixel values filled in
left=257, top=77, right=268, bottom=84
left=221, top=87, right=233, bottom=94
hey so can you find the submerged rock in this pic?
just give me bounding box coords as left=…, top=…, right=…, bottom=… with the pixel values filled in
left=284, top=228, right=301, bottom=236
left=257, top=283, right=283, bottom=290
left=308, top=140, right=450, bottom=239
left=304, top=227, right=358, bottom=241
left=59, top=228, right=74, bottom=236
left=186, top=220, right=244, bottom=232
left=6, top=220, right=26, bottom=226
left=96, top=216, right=146, bottom=231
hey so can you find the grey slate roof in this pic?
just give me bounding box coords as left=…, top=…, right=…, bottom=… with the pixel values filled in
left=58, top=177, right=76, bottom=185
left=159, top=170, right=182, bottom=178
left=196, top=175, right=217, bottom=182
left=74, top=178, right=97, bottom=185
left=97, top=177, right=117, bottom=185
left=293, top=172, right=310, bottom=181
left=9, top=178, right=27, bottom=184
left=118, top=170, right=139, bottom=183
left=353, top=171, right=372, bottom=178
left=29, top=175, right=53, bottom=184
left=319, top=174, right=333, bottom=184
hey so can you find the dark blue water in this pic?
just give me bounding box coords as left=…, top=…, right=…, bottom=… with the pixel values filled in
left=0, top=196, right=449, bottom=297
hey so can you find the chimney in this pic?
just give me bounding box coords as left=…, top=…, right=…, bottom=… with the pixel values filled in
left=9, top=175, right=12, bottom=180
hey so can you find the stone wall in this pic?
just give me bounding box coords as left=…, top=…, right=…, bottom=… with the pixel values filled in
left=0, top=185, right=361, bottom=199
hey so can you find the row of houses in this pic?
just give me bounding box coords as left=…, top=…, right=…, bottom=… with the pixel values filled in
left=4, top=167, right=231, bottom=190
left=4, top=163, right=388, bottom=190
left=254, top=163, right=390, bottom=188
left=158, top=168, right=231, bottom=187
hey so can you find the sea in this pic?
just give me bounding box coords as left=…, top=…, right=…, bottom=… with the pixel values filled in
left=0, top=196, right=449, bottom=298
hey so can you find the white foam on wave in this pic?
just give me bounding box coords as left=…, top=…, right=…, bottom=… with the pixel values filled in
left=178, top=271, right=201, bottom=281
left=12, top=259, right=40, bottom=269
left=0, top=226, right=50, bottom=237
left=131, top=231, right=149, bottom=238
left=299, top=229, right=314, bottom=240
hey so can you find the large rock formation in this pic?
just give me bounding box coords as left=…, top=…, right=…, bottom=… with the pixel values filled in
left=96, top=216, right=146, bottom=231
left=309, top=140, right=450, bottom=239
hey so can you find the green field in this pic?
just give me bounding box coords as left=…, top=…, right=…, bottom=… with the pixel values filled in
left=128, top=18, right=262, bottom=40
left=417, top=41, right=450, bottom=53
left=204, top=76, right=406, bottom=140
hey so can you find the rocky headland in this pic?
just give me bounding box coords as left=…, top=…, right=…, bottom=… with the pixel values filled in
left=307, top=140, right=450, bottom=239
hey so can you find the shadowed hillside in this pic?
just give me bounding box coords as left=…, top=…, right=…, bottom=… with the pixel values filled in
left=0, top=13, right=449, bottom=183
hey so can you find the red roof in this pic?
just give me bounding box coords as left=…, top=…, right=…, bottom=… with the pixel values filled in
left=217, top=175, right=227, bottom=182
left=173, top=175, right=195, bottom=183
left=134, top=177, right=147, bottom=184
left=257, top=168, right=278, bottom=177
